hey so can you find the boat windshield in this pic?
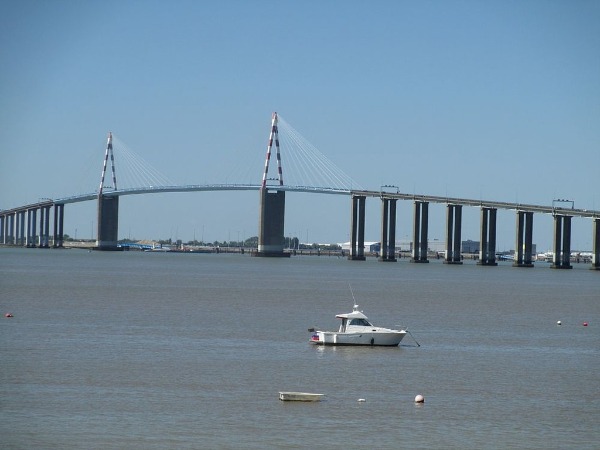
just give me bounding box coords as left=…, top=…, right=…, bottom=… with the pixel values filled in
left=349, top=318, right=371, bottom=326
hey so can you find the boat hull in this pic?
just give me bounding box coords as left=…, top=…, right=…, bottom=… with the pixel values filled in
left=279, top=392, right=324, bottom=401
left=310, top=330, right=405, bottom=346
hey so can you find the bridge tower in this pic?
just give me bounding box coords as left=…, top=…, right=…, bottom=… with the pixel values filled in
left=254, top=112, right=289, bottom=257
left=96, top=132, right=120, bottom=250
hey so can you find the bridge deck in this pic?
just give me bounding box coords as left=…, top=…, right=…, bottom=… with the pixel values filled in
left=1, top=184, right=598, bottom=219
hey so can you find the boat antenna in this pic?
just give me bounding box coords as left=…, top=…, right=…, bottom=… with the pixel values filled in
left=349, top=284, right=359, bottom=310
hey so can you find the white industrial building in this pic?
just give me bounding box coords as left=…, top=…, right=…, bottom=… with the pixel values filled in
left=339, top=241, right=380, bottom=253
left=339, top=239, right=484, bottom=254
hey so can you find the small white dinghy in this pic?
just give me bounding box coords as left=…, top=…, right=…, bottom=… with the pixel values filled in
left=279, top=392, right=324, bottom=402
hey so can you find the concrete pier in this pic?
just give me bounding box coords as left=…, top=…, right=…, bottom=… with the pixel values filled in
left=17, top=211, right=25, bottom=246
left=478, top=207, right=497, bottom=266
left=255, top=189, right=289, bottom=257
left=10, top=213, right=16, bottom=244
left=53, top=204, right=64, bottom=248
left=592, top=218, right=600, bottom=270
left=13, top=212, right=19, bottom=245
left=411, top=201, right=429, bottom=263
left=39, top=206, right=51, bottom=248
left=444, top=204, right=463, bottom=264
left=20, top=211, right=27, bottom=246
left=96, top=195, right=120, bottom=250
left=551, top=214, right=572, bottom=269
left=348, top=195, right=366, bottom=260
left=379, top=198, right=397, bottom=262
left=6, top=213, right=14, bottom=244
left=26, top=208, right=37, bottom=247
left=11, top=213, right=16, bottom=244
left=513, top=211, right=534, bottom=267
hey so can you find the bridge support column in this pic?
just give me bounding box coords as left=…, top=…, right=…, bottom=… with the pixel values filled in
left=348, top=195, right=366, bottom=260
left=411, top=201, right=429, bottom=263
left=53, top=204, right=64, bottom=248
left=96, top=195, right=120, bottom=250
left=444, top=204, right=462, bottom=264
left=13, top=212, right=18, bottom=245
left=26, top=208, right=37, bottom=248
left=18, top=211, right=27, bottom=246
left=10, top=213, right=16, bottom=245
left=36, top=208, right=42, bottom=247
left=551, top=214, right=572, bottom=269
left=32, top=208, right=38, bottom=247
left=12, top=212, right=19, bottom=245
left=8, top=213, right=16, bottom=244
left=477, top=207, right=497, bottom=266
left=591, top=218, right=600, bottom=270
left=15, top=211, right=21, bottom=245
left=255, top=189, right=289, bottom=257
left=1, top=214, right=7, bottom=245
left=513, top=211, right=534, bottom=267
left=2, top=215, right=6, bottom=244
left=379, top=198, right=397, bottom=262
left=15, top=212, right=21, bottom=245
left=39, top=206, right=50, bottom=247
left=5, top=213, right=12, bottom=244
left=43, top=206, right=52, bottom=247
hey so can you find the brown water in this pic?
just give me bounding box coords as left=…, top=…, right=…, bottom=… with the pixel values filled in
left=1, top=248, right=598, bottom=449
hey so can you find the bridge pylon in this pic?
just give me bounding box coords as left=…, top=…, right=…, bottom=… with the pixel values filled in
left=96, top=132, right=121, bottom=250
left=254, top=113, right=289, bottom=257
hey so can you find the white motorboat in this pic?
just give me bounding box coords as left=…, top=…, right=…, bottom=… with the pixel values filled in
left=309, top=304, right=406, bottom=346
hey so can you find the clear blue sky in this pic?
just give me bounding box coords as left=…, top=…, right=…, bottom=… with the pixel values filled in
left=1, top=0, right=599, bottom=250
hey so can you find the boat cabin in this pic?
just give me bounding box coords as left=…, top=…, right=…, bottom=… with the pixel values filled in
left=335, top=305, right=373, bottom=333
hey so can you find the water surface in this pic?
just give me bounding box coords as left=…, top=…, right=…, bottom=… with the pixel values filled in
left=1, top=248, right=598, bottom=449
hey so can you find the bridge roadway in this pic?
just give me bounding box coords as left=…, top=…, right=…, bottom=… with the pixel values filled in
left=350, top=189, right=599, bottom=219
left=52, top=184, right=349, bottom=205
left=10, top=183, right=596, bottom=219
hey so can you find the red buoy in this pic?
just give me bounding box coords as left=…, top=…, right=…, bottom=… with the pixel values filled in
left=5, top=313, right=13, bottom=318
left=583, top=322, right=588, bottom=327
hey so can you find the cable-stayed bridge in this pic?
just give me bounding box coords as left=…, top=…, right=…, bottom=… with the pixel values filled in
left=1, top=113, right=599, bottom=270
left=29, top=114, right=358, bottom=206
